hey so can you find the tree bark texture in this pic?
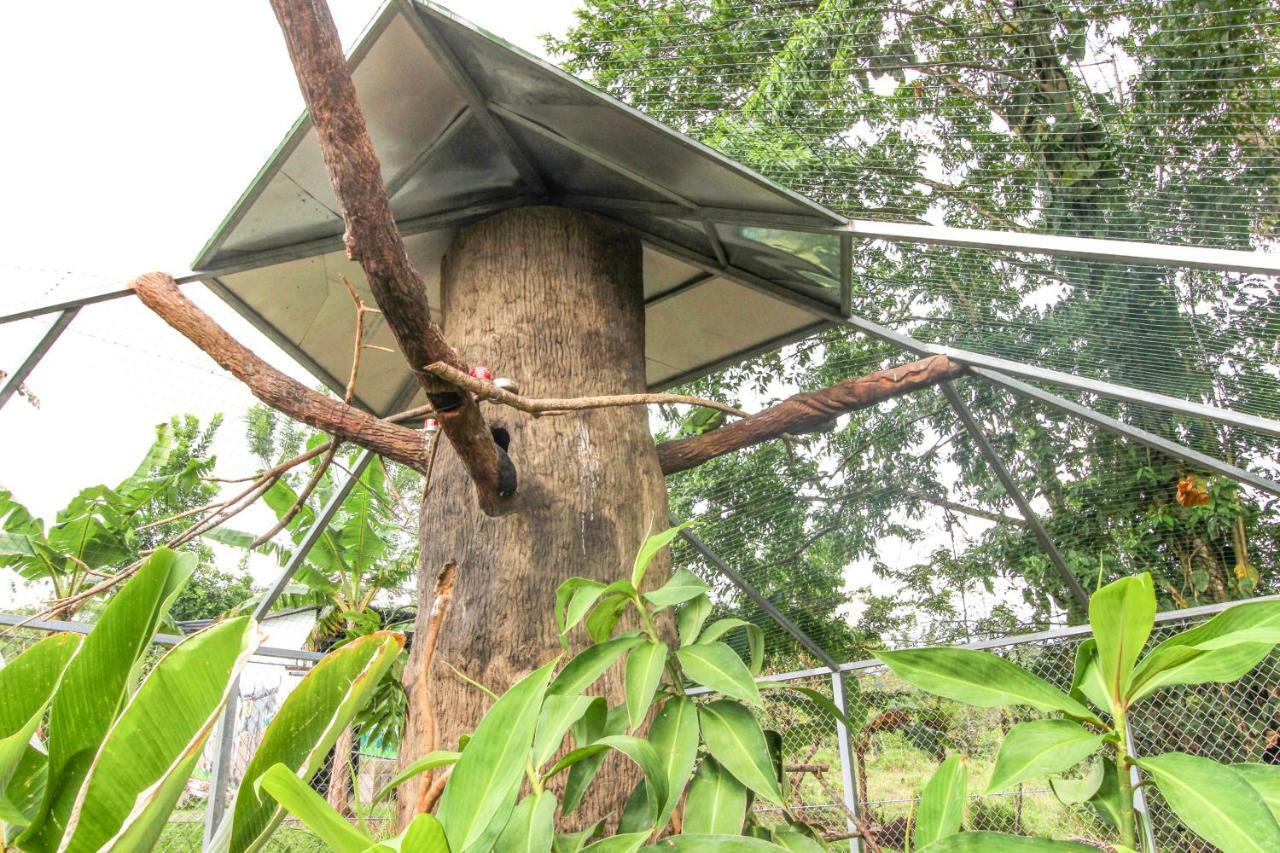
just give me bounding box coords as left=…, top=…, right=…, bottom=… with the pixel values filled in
left=268, top=0, right=514, bottom=515
left=398, top=207, right=670, bottom=826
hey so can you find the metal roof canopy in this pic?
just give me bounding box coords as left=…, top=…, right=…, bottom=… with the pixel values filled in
left=192, top=0, right=847, bottom=415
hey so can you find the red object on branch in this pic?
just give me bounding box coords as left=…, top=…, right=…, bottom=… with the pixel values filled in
left=470, top=365, right=494, bottom=381
left=424, top=417, right=441, bottom=434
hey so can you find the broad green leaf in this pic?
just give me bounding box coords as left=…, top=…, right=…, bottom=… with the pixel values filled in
left=625, top=641, right=667, bottom=729
left=676, top=642, right=761, bottom=705
left=438, top=659, right=558, bottom=853
left=581, top=831, right=650, bottom=852
left=684, top=757, right=746, bottom=835
left=222, top=631, right=404, bottom=853
left=1236, top=763, right=1280, bottom=822
left=698, top=700, right=784, bottom=805
left=370, top=751, right=459, bottom=807
left=1089, top=573, right=1155, bottom=704
left=585, top=596, right=629, bottom=644
left=648, top=697, right=699, bottom=830
left=556, top=579, right=608, bottom=643
left=771, top=828, right=825, bottom=852
left=544, top=735, right=667, bottom=827
left=383, top=813, right=448, bottom=852
left=1048, top=761, right=1105, bottom=806
left=915, top=755, right=968, bottom=848
left=676, top=594, right=712, bottom=646
left=1068, top=640, right=1111, bottom=713
left=876, top=647, right=1099, bottom=722
left=533, top=696, right=596, bottom=768
left=644, top=568, right=710, bottom=610
left=986, top=720, right=1104, bottom=793
left=698, top=618, right=764, bottom=675
left=1138, top=752, right=1280, bottom=852
left=652, top=836, right=785, bottom=850
left=253, top=764, right=371, bottom=853
left=553, top=820, right=603, bottom=853
left=618, top=780, right=650, bottom=834
left=1128, top=600, right=1280, bottom=703
left=0, top=633, right=79, bottom=825
left=563, top=703, right=626, bottom=814
left=920, top=832, right=1096, bottom=851
left=19, top=548, right=195, bottom=850
left=550, top=635, right=643, bottom=697
left=495, top=790, right=556, bottom=853
left=61, top=617, right=259, bottom=853
left=631, top=522, right=692, bottom=589
left=1085, top=757, right=1125, bottom=830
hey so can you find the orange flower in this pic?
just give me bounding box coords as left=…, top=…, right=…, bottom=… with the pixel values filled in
left=1176, top=475, right=1210, bottom=508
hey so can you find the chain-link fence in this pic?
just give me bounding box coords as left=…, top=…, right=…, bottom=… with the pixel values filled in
left=4, top=596, right=1277, bottom=851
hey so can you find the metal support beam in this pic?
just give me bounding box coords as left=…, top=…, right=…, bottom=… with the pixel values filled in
left=675, top=519, right=842, bottom=672
left=384, top=106, right=470, bottom=199
left=395, top=0, right=545, bottom=192
left=942, top=382, right=1090, bottom=609
left=0, top=309, right=79, bottom=411
left=831, top=670, right=863, bottom=852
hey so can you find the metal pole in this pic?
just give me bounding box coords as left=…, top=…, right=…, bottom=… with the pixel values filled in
left=0, top=309, right=79, bottom=410
left=675, top=519, right=842, bottom=672
left=203, top=450, right=376, bottom=846
left=1125, top=719, right=1159, bottom=852
left=831, top=670, right=862, bottom=852
left=942, top=382, right=1091, bottom=609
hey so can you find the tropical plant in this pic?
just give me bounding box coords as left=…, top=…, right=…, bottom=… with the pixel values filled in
left=250, top=526, right=859, bottom=851
left=0, top=546, right=402, bottom=852
left=878, top=572, right=1280, bottom=851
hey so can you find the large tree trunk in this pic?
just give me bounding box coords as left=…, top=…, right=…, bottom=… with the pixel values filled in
left=399, top=207, right=670, bottom=826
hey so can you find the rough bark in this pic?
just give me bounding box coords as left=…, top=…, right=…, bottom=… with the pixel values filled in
left=268, top=0, right=514, bottom=515
left=398, top=207, right=669, bottom=826
left=326, top=726, right=355, bottom=816
left=129, top=273, right=429, bottom=471
left=656, top=355, right=966, bottom=474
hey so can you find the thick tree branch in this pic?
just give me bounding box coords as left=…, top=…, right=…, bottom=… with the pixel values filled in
left=130, top=273, right=429, bottom=471
left=655, top=356, right=965, bottom=474
left=267, top=0, right=514, bottom=515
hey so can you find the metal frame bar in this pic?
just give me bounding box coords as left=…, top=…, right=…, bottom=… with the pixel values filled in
left=676, top=520, right=842, bottom=672
left=942, top=382, right=1091, bottom=609
left=0, top=309, right=79, bottom=411
left=839, top=233, right=853, bottom=316
left=395, top=0, right=545, bottom=193
left=383, top=105, right=471, bottom=199
left=831, top=669, right=863, bottom=852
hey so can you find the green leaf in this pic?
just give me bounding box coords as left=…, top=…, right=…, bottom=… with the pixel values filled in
left=553, top=821, right=603, bottom=853
left=698, top=618, right=764, bottom=675
left=19, top=548, right=195, bottom=851
left=760, top=683, right=864, bottom=731
left=677, top=642, right=761, bottom=705
left=495, top=790, right=556, bottom=853
left=618, top=780, right=650, bottom=834
left=1048, top=761, right=1105, bottom=806
left=221, top=631, right=404, bottom=853
left=563, top=703, right=626, bottom=814
left=544, top=735, right=667, bottom=827
left=1128, top=600, right=1280, bottom=703
left=644, top=568, right=710, bottom=610
left=915, top=755, right=968, bottom=848
left=533, top=696, right=597, bottom=769
left=698, top=700, right=784, bottom=806
left=1089, top=573, right=1155, bottom=705
left=652, top=836, right=786, bottom=850
left=1068, top=640, right=1111, bottom=713
left=254, top=764, right=372, bottom=853
left=556, top=579, right=608, bottom=642
left=648, top=697, right=699, bottom=831
left=1137, top=752, right=1280, bottom=852
left=370, top=751, right=459, bottom=808
left=632, top=522, right=692, bottom=589
left=1085, top=757, right=1126, bottom=830
left=438, top=659, right=558, bottom=853
left=0, top=633, right=79, bottom=826
left=385, top=813, right=448, bottom=852
left=684, top=757, right=747, bottom=835
left=61, top=616, right=260, bottom=853
left=582, top=831, right=651, bottom=852
left=1236, top=763, right=1280, bottom=822
left=876, top=647, right=1099, bottom=722
left=986, top=720, right=1105, bottom=793
left=550, top=635, right=643, bottom=697
left=920, top=832, right=1097, bottom=851
left=625, top=640, right=667, bottom=729
left=676, top=594, right=712, bottom=646
left=771, top=828, right=826, bottom=852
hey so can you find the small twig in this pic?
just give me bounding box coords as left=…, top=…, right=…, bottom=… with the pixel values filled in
left=249, top=444, right=338, bottom=549
left=419, top=766, right=451, bottom=815
left=423, top=362, right=748, bottom=420
left=414, top=562, right=458, bottom=814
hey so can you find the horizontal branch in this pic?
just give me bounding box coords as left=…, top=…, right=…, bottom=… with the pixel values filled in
left=423, top=362, right=749, bottom=419
left=656, top=356, right=965, bottom=474
left=130, top=273, right=429, bottom=472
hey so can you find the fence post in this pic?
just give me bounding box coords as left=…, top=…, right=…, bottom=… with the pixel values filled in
left=831, top=670, right=862, bottom=852
left=1125, top=719, right=1159, bottom=852
left=202, top=684, right=239, bottom=848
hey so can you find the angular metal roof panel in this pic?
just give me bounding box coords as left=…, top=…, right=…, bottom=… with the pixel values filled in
left=194, top=0, right=846, bottom=414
